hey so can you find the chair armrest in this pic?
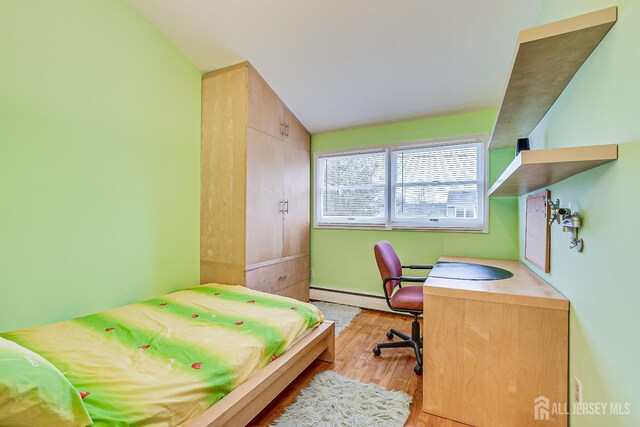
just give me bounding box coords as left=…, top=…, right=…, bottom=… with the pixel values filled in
left=388, top=276, right=427, bottom=283
left=402, top=264, right=434, bottom=270
left=401, top=276, right=427, bottom=283
left=382, top=276, right=427, bottom=301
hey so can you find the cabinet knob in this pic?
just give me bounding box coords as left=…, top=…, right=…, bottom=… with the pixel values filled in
left=279, top=200, right=285, bottom=213
left=284, top=123, right=289, bottom=136
left=280, top=121, right=285, bottom=135
left=284, top=200, right=289, bottom=214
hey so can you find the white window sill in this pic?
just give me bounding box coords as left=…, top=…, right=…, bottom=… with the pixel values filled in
left=314, top=223, right=488, bottom=233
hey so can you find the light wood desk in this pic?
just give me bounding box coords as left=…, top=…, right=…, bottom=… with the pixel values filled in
left=422, top=257, right=568, bottom=427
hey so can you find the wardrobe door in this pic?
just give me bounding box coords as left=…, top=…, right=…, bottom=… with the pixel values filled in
left=246, top=127, right=284, bottom=266
left=283, top=108, right=310, bottom=151
left=247, top=66, right=285, bottom=140
left=282, top=142, right=310, bottom=258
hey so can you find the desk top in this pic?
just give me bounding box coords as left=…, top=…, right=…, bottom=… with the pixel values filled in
left=423, top=256, right=568, bottom=311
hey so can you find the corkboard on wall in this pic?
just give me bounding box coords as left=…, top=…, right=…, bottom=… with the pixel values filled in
left=525, top=190, right=550, bottom=272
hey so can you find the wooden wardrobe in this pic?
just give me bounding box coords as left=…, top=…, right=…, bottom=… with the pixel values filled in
left=201, top=62, right=311, bottom=301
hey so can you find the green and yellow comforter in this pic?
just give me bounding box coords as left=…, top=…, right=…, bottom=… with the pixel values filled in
left=1, top=283, right=323, bottom=426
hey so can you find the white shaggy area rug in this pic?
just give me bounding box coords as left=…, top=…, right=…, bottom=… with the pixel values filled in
left=271, top=371, right=411, bottom=427
left=311, top=301, right=361, bottom=335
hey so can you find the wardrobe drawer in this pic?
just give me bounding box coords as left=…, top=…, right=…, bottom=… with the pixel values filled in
left=245, top=256, right=309, bottom=293
left=275, top=280, right=310, bottom=302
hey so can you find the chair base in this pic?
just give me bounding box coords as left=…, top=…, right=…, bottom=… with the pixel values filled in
left=373, top=314, right=423, bottom=375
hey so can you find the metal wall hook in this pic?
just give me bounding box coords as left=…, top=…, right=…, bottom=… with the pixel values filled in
left=548, top=198, right=561, bottom=225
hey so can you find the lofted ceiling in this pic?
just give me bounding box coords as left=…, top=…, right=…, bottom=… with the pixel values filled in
left=130, top=0, right=542, bottom=134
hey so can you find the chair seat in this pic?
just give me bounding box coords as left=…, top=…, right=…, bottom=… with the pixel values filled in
left=390, top=285, right=423, bottom=311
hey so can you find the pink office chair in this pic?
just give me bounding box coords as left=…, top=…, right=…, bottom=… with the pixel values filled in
left=372, top=241, right=432, bottom=375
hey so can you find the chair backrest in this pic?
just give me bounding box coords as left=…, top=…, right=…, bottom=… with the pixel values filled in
left=373, top=241, right=402, bottom=297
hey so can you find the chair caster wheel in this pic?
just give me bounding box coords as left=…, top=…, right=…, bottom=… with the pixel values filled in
left=414, top=364, right=422, bottom=375
left=386, top=331, right=394, bottom=340
left=373, top=346, right=381, bottom=356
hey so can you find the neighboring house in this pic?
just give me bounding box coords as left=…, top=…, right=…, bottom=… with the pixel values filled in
left=446, top=190, right=477, bottom=219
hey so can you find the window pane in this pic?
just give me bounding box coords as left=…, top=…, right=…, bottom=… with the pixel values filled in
left=318, top=152, right=386, bottom=221
left=393, top=144, right=480, bottom=223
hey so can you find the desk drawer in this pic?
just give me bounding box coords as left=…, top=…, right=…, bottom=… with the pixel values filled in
left=245, top=256, right=309, bottom=293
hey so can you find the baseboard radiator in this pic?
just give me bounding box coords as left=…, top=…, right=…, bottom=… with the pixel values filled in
left=310, top=286, right=410, bottom=314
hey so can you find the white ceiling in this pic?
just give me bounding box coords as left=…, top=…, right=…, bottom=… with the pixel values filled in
left=130, top=0, right=542, bottom=134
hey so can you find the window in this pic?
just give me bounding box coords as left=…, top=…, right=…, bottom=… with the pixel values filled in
left=316, top=150, right=387, bottom=224
left=315, top=137, right=486, bottom=231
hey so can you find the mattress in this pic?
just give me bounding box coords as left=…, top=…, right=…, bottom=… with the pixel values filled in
left=1, top=283, right=323, bottom=426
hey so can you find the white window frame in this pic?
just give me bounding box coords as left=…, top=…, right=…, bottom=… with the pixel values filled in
left=314, top=134, right=488, bottom=233
left=315, top=148, right=388, bottom=226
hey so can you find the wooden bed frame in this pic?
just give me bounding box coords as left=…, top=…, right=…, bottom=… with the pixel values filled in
left=186, top=320, right=335, bottom=427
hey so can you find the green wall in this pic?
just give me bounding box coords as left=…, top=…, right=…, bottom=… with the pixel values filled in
left=311, top=109, right=519, bottom=295
left=517, top=1, right=639, bottom=425
left=0, top=0, right=201, bottom=332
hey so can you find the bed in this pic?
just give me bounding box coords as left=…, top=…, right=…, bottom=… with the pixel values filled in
left=0, top=283, right=335, bottom=427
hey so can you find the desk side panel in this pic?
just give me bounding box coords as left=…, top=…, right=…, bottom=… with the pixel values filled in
left=423, top=294, right=568, bottom=427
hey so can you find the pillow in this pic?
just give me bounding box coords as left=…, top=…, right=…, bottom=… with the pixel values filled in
left=0, top=337, right=92, bottom=427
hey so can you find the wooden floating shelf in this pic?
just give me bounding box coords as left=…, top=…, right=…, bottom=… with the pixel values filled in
left=488, top=6, right=617, bottom=150
left=488, top=144, right=618, bottom=197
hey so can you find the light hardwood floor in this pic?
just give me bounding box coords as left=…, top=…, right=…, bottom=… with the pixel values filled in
left=249, top=308, right=469, bottom=426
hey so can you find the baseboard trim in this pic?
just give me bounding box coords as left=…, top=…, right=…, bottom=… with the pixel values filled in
left=309, top=286, right=395, bottom=313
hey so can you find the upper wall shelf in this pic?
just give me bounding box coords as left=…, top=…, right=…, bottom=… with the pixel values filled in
left=488, top=7, right=617, bottom=150
left=488, top=144, right=618, bottom=197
